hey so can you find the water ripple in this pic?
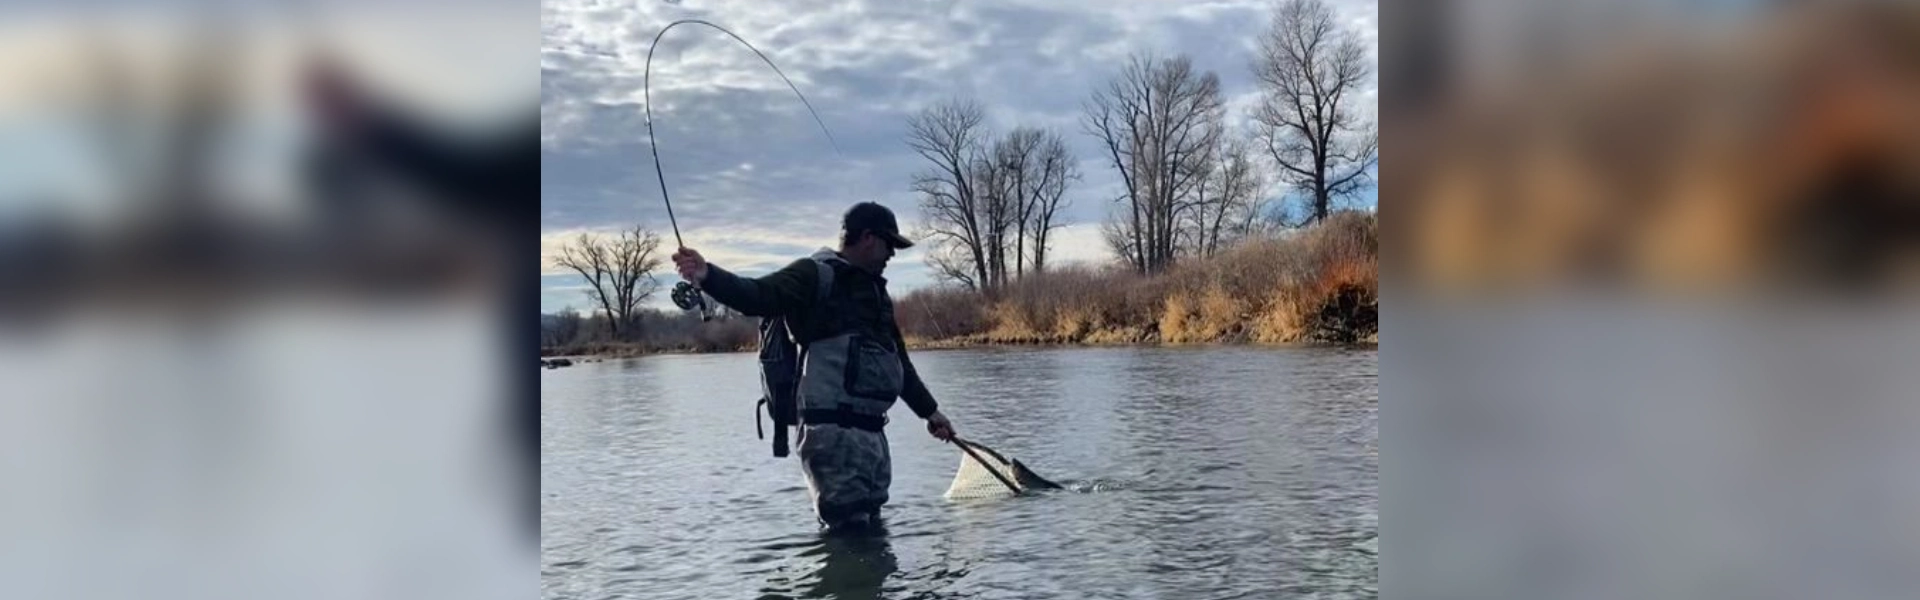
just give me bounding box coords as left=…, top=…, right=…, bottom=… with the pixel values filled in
left=543, top=348, right=1376, bottom=600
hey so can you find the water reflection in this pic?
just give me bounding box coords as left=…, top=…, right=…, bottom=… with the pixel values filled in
left=758, top=533, right=900, bottom=600
left=804, top=534, right=899, bottom=600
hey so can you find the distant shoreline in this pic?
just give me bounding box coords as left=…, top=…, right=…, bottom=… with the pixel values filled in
left=540, top=333, right=1378, bottom=361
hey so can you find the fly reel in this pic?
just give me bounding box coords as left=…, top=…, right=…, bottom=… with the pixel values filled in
left=670, top=280, right=711, bottom=320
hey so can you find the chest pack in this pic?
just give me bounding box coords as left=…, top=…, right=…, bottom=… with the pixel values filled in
left=755, top=259, right=835, bottom=457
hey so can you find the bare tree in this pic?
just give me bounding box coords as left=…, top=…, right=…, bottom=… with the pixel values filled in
left=544, top=309, right=585, bottom=347
left=990, top=128, right=1041, bottom=285
left=974, top=149, right=1015, bottom=289
left=555, top=232, right=617, bottom=335
left=1234, top=150, right=1276, bottom=238
left=927, top=242, right=980, bottom=291
left=1253, top=0, right=1377, bottom=225
left=1187, top=136, right=1265, bottom=257
left=908, top=99, right=992, bottom=290
left=1084, top=53, right=1225, bottom=274
left=1025, top=131, right=1077, bottom=273
left=982, top=126, right=1078, bottom=281
left=553, top=225, right=665, bottom=339
left=910, top=99, right=1079, bottom=290
left=608, top=226, right=665, bottom=336
left=1100, top=212, right=1138, bottom=270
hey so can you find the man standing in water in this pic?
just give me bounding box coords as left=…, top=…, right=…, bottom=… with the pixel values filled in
left=672, top=202, right=957, bottom=533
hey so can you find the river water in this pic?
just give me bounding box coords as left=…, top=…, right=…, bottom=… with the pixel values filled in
left=541, top=346, right=1377, bottom=599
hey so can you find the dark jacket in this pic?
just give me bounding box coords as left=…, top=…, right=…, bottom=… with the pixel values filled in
left=699, top=253, right=940, bottom=419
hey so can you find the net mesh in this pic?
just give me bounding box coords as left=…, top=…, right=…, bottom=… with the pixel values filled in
left=943, top=441, right=1026, bottom=500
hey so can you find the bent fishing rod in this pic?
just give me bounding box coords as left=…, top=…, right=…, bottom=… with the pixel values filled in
left=646, top=19, right=842, bottom=319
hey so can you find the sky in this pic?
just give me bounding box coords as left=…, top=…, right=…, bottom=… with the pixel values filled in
left=540, top=0, right=1378, bottom=314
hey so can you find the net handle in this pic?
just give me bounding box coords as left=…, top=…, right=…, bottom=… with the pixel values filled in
left=951, top=436, right=1022, bottom=495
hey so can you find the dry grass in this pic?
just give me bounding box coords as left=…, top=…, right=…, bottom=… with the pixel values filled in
left=1158, top=292, right=1194, bottom=343
left=901, top=211, right=1377, bottom=348
left=1148, top=210, right=1378, bottom=345
left=896, top=285, right=990, bottom=342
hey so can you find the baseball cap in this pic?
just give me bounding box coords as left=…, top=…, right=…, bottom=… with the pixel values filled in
left=843, top=202, right=914, bottom=249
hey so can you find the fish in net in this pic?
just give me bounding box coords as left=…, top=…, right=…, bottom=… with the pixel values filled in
left=943, top=437, right=1062, bottom=499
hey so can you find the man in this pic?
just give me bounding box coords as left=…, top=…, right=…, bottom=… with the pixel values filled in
left=671, top=202, right=957, bottom=533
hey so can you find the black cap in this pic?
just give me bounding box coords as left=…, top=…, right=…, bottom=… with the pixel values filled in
left=843, top=202, right=914, bottom=249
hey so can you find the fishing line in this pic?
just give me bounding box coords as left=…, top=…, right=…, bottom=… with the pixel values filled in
left=645, top=19, right=842, bottom=316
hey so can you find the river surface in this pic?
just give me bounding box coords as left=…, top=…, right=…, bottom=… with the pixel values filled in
left=541, top=346, right=1377, bottom=599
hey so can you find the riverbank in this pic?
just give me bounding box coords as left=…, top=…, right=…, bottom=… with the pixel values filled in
left=541, top=212, right=1377, bottom=359
left=894, top=211, right=1377, bottom=347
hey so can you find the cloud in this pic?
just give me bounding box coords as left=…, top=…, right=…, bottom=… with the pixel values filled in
left=1045, top=223, right=1121, bottom=267
left=542, top=0, right=1377, bottom=313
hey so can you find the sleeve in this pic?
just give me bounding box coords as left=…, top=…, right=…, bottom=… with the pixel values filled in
left=893, top=322, right=941, bottom=419
left=358, top=106, right=536, bottom=211
left=698, top=259, right=818, bottom=318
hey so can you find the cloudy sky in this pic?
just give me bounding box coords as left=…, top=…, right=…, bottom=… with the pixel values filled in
left=540, top=0, right=1378, bottom=314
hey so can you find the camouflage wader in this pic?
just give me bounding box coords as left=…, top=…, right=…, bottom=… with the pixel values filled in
left=795, top=422, right=892, bottom=527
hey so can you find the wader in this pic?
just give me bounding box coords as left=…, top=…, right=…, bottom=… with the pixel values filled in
left=795, top=252, right=905, bottom=531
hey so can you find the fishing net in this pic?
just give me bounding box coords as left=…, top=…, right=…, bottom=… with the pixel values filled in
left=942, top=438, right=1058, bottom=500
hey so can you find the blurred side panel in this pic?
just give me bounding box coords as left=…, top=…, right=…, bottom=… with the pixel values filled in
left=1385, top=1, right=1920, bottom=599
left=0, top=2, right=536, bottom=600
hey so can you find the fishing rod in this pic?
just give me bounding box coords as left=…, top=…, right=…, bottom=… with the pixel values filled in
left=646, top=19, right=843, bottom=320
